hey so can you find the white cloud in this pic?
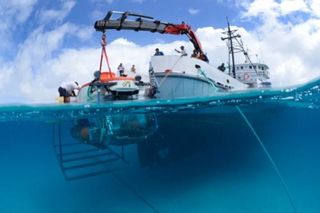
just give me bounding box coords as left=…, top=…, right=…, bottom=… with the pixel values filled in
left=243, top=0, right=310, bottom=17
left=188, top=8, right=200, bottom=15
left=243, top=0, right=318, bottom=18
left=0, top=0, right=38, bottom=56
left=308, top=0, right=320, bottom=17
left=243, top=0, right=279, bottom=18
left=280, top=0, right=309, bottom=15
left=38, top=0, right=76, bottom=24
left=239, top=0, right=320, bottom=86
left=0, top=0, right=38, bottom=24
left=0, top=22, right=94, bottom=103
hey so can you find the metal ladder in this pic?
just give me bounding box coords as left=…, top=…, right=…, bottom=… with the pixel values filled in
left=52, top=122, right=127, bottom=181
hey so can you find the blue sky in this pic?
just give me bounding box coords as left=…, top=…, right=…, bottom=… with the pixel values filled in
left=0, top=0, right=320, bottom=103
left=3, top=0, right=247, bottom=51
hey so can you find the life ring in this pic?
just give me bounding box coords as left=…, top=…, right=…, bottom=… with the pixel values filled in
left=244, top=73, right=250, bottom=80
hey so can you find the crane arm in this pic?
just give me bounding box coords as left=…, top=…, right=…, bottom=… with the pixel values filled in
left=94, top=11, right=204, bottom=56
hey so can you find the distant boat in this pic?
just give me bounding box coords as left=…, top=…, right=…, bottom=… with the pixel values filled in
left=232, top=62, right=270, bottom=87
left=220, top=19, right=271, bottom=87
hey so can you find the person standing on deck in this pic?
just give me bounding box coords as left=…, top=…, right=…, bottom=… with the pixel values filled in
left=175, top=45, right=187, bottom=56
left=154, top=48, right=164, bottom=56
left=217, top=63, right=226, bottom=72
left=191, top=49, right=199, bottom=58
left=117, top=63, right=126, bottom=77
left=131, top=65, right=136, bottom=74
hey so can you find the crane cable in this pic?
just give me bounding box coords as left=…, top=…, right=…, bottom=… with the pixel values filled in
left=99, top=33, right=112, bottom=73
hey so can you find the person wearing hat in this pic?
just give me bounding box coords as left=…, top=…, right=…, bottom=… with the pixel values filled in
left=154, top=48, right=164, bottom=56
left=175, top=45, right=187, bottom=56
left=58, top=81, right=80, bottom=103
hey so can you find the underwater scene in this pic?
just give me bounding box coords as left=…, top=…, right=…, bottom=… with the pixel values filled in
left=1, top=79, right=320, bottom=213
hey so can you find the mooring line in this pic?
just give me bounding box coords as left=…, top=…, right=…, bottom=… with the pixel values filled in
left=112, top=173, right=161, bottom=213
left=236, top=106, right=297, bottom=213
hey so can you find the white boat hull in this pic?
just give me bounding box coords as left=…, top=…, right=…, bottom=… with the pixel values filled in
left=154, top=72, right=217, bottom=99
left=150, top=55, right=248, bottom=99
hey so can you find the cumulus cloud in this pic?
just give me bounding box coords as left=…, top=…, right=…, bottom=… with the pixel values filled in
left=188, top=8, right=200, bottom=15
left=0, top=0, right=38, bottom=24
left=243, top=0, right=318, bottom=19
left=280, top=0, right=309, bottom=15
left=243, top=0, right=279, bottom=19
left=309, top=0, right=320, bottom=17
left=239, top=0, right=320, bottom=86
left=0, top=0, right=90, bottom=103
left=0, top=0, right=38, bottom=56
left=0, top=23, right=81, bottom=102
left=37, top=0, right=76, bottom=24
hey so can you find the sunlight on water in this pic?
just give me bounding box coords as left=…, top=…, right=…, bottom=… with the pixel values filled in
left=0, top=79, right=320, bottom=212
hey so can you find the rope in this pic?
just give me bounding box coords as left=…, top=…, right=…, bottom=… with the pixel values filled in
left=112, top=173, right=160, bottom=213
left=156, top=56, right=216, bottom=98
left=236, top=106, right=297, bottom=213
left=99, top=33, right=112, bottom=73
left=158, top=55, right=184, bottom=87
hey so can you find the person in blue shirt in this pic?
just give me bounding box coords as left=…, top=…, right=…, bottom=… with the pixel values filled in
left=154, top=48, right=164, bottom=56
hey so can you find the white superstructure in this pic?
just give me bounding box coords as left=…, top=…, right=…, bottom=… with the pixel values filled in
left=233, top=62, right=270, bottom=86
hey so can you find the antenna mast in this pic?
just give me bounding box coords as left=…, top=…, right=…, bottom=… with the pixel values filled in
left=221, top=18, right=241, bottom=78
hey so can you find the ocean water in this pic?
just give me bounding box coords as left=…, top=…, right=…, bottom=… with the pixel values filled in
left=1, top=79, right=320, bottom=213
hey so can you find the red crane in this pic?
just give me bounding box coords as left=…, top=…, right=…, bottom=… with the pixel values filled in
left=94, top=11, right=207, bottom=60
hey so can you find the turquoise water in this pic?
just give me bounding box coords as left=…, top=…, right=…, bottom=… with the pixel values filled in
left=1, top=79, right=320, bottom=213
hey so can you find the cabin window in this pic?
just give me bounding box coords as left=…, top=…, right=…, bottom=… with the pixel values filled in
left=241, top=66, right=243, bottom=69
left=249, top=66, right=252, bottom=69
left=261, top=67, right=264, bottom=70
left=253, top=65, right=256, bottom=69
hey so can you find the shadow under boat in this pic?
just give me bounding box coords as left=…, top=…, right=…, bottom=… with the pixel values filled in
left=53, top=113, right=159, bottom=180
left=52, top=109, right=260, bottom=181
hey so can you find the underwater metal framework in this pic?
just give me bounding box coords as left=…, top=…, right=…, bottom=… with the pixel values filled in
left=52, top=122, right=128, bottom=181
